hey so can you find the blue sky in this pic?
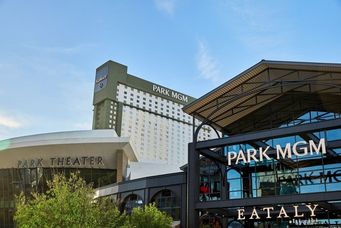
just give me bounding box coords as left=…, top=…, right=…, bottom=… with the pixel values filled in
left=0, top=0, right=341, bottom=139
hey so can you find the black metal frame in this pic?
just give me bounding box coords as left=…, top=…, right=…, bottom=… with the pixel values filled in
left=187, top=109, right=341, bottom=228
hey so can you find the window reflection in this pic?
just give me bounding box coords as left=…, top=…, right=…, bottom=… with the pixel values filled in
left=220, top=127, right=341, bottom=200
left=200, top=158, right=222, bottom=201
left=121, top=194, right=143, bottom=214
left=281, top=111, right=341, bottom=128
left=151, top=189, right=180, bottom=220
left=227, top=169, right=242, bottom=199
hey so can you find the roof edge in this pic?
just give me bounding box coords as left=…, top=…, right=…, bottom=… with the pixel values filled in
left=183, top=59, right=341, bottom=115
left=183, top=59, right=266, bottom=114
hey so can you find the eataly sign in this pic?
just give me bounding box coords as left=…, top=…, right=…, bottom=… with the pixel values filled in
left=237, top=204, right=319, bottom=220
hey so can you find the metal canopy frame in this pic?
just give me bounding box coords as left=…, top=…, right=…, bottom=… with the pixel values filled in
left=198, top=78, right=341, bottom=132
left=184, top=61, right=341, bottom=132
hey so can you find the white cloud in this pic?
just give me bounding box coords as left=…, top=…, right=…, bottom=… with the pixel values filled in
left=154, top=0, right=176, bottom=16
left=0, top=50, right=94, bottom=138
left=226, top=0, right=291, bottom=56
left=196, top=41, right=223, bottom=85
left=228, top=0, right=269, bottom=31
left=0, top=114, right=22, bottom=128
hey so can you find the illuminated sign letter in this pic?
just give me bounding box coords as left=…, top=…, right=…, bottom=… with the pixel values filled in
left=259, top=146, right=270, bottom=161
left=293, top=205, right=304, bottom=218
left=276, top=143, right=292, bottom=159
left=237, top=209, right=245, bottom=220
left=249, top=208, right=260, bottom=219
left=309, top=138, right=326, bottom=155
left=293, top=141, right=308, bottom=156
left=235, top=150, right=247, bottom=164
left=247, top=149, right=258, bottom=163
left=227, top=151, right=237, bottom=166
left=306, top=204, right=318, bottom=217
left=277, top=206, right=289, bottom=218
left=262, top=207, right=274, bottom=219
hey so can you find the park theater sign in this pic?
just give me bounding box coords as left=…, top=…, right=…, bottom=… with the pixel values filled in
left=17, top=156, right=105, bottom=168
left=226, top=138, right=326, bottom=166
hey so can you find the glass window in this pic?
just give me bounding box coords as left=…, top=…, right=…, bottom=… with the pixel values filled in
left=151, top=190, right=180, bottom=220
left=121, top=194, right=144, bottom=214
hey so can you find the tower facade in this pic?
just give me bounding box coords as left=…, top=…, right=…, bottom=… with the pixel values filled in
left=93, top=60, right=214, bottom=166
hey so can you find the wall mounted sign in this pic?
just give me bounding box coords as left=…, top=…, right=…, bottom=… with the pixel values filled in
left=237, top=204, right=319, bottom=220
left=94, top=66, right=108, bottom=92
left=17, top=156, right=104, bottom=168
left=227, top=138, right=326, bottom=166
left=152, top=84, right=188, bottom=102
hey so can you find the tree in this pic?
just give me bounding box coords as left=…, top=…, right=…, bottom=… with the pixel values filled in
left=96, top=197, right=127, bottom=228
left=14, top=173, right=173, bottom=228
left=15, top=173, right=119, bottom=228
left=128, top=203, right=173, bottom=228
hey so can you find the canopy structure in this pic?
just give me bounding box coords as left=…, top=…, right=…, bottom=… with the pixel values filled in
left=184, top=60, right=341, bottom=228
left=183, top=60, right=341, bottom=134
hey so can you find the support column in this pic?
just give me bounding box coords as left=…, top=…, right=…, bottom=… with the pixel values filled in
left=220, top=163, right=228, bottom=228
left=187, top=143, right=200, bottom=228
left=116, top=150, right=128, bottom=183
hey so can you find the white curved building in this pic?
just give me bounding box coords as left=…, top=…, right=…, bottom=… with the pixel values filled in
left=0, top=129, right=137, bottom=227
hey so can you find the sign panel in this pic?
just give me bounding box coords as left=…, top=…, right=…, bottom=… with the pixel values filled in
left=17, top=156, right=105, bottom=168
left=237, top=204, right=319, bottom=220
left=226, top=138, right=326, bottom=166
left=94, top=66, right=108, bottom=92
left=152, top=84, right=189, bottom=103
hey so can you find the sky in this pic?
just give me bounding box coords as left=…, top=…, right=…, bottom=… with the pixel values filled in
left=0, top=0, right=341, bottom=139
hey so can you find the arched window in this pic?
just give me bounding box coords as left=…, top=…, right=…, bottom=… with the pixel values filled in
left=121, top=194, right=143, bottom=214
left=151, top=189, right=180, bottom=220
left=227, top=220, right=244, bottom=228
left=226, top=168, right=243, bottom=199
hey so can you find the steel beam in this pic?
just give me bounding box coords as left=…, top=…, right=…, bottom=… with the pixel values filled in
left=187, top=143, right=200, bottom=228
left=196, top=118, right=341, bottom=150
left=198, top=148, right=227, bottom=164
left=195, top=190, right=341, bottom=209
